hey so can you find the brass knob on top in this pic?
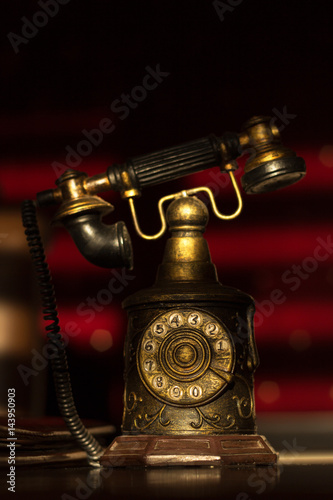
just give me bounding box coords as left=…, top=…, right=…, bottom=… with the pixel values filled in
left=155, top=195, right=218, bottom=284
left=166, top=194, right=209, bottom=233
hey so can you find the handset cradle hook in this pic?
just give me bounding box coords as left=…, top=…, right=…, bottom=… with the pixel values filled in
left=127, top=169, right=243, bottom=240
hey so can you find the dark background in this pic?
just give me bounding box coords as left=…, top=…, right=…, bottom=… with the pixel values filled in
left=1, top=1, right=333, bottom=153
left=1, top=0, right=333, bottom=426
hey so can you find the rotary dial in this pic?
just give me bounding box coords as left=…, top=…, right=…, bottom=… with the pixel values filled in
left=138, top=309, right=235, bottom=407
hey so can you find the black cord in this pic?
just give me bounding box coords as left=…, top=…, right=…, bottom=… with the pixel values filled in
left=21, top=200, right=105, bottom=465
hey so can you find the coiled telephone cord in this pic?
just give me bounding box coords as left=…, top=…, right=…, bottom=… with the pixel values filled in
left=21, top=200, right=104, bottom=466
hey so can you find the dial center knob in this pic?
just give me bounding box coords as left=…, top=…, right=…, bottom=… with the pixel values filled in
left=174, top=343, right=197, bottom=367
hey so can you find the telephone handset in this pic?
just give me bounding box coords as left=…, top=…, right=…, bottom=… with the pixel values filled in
left=23, top=115, right=305, bottom=467
left=36, top=115, right=305, bottom=270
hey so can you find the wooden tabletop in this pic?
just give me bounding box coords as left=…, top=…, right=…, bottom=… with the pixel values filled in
left=1, top=462, right=333, bottom=500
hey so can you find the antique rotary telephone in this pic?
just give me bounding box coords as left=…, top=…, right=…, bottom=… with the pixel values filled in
left=22, top=115, right=305, bottom=467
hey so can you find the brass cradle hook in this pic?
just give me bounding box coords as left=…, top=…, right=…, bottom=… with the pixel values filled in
left=127, top=166, right=243, bottom=241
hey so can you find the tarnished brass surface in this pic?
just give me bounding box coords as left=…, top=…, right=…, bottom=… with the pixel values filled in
left=137, top=308, right=235, bottom=408
left=121, top=196, right=259, bottom=436
left=119, top=170, right=141, bottom=199
left=239, top=115, right=297, bottom=174
left=52, top=170, right=114, bottom=224
left=85, top=172, right=112, bottom=194
left=122, top=294, right=257, bottom=435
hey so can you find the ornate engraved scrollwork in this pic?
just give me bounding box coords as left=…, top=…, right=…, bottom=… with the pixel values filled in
left=232, top=396, right=253, bottom=419
left=134, top=404, right=170, bottom=431
left=125, top=391, right=142, bottom=414
left=190, top=408, right=235, bottom=430
left=232, top=375, right=254, bottom=419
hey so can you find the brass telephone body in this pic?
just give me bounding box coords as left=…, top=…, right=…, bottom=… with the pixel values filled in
left=122, top=196, right=257, bottom=436
left=34, top=116, right=305, bottom=467
left=101, top=195, right=276, bottom=466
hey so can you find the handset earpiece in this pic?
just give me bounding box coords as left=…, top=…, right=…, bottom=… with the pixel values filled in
left=239, top=116, right=306, bottom=194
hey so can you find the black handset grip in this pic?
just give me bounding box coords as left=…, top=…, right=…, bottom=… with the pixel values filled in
left=127, top=135, right=224, bottom=188
left=107, top=133, right=241, bottom=192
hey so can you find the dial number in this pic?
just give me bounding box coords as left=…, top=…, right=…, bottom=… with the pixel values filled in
left=188, top=313, right=202, bottom=327
left=153, top=322, right=166, bottom=335
left=215, top=339, right=229, bottom=352
left=153, top=375, right=165, bottom=390
left=170, top=386, right=183, bottom=400
left=144, top=340, right=155, bottom=353
left=189, top=385, right=202, bottom=398
left=205, top=322, right=219, bottom=336
left=168, top=313, right=183, bottom=328
left=144, top=359, right=156, bottom=372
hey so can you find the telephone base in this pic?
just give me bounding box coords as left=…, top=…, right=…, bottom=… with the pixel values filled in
left=100, top=434, right=278, bottom=468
